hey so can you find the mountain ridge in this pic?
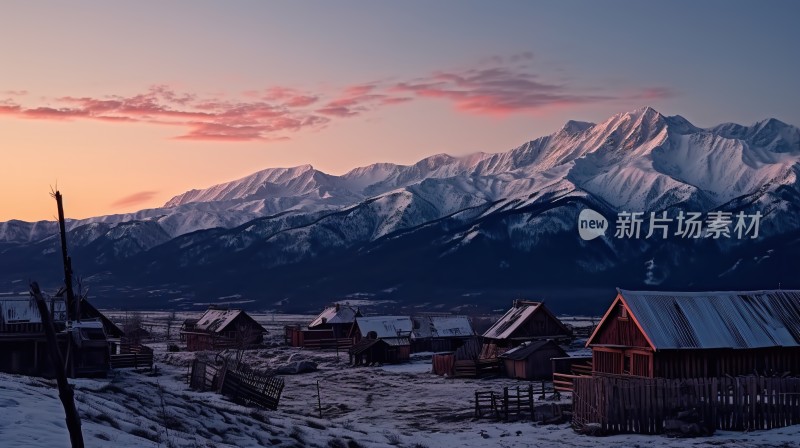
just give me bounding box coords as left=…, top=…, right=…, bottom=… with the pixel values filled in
left=1, top=107, right=798, bottom=312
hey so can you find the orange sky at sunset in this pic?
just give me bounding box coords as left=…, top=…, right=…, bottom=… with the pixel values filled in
left=2, top=1, right=798, bottom=222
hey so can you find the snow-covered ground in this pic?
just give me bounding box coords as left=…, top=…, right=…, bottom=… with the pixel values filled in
left=2, top=312, right=800, bottom=447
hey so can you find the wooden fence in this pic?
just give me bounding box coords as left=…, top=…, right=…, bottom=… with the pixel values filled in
left=552, top=356, right=592, bottom=393
left=573, top=375, right=800, bottom=435
left=189, top=359, right=285, bottom=410
left=110, top=344, right=154, bottom=370
left=474, top=385, right=541, bottom=421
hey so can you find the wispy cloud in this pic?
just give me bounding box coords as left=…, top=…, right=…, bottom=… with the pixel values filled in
left=111, top=191, right=159, bottom=208
left=0, top=55, right=674, bottom=141
left=390, top=54, right=671, bottom=115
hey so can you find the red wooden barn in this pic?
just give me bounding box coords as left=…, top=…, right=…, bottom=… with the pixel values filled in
left=587, top=289, right=800, bottom=378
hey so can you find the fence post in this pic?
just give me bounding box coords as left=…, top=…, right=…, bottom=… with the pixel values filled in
left=504, top=387, right=509, bottom=421
left=317, top=380, right=323, bottom=419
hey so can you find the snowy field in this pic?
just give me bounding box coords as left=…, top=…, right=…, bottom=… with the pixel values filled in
left=2, top=312, right=800, bottom=447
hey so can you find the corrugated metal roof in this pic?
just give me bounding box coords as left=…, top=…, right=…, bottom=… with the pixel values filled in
left=619, top=289, right=800, bottom=350
left=355, top=316, right=412, bottom=339
left=309, top=304, right=360, bottom=328
left=195, top=309, right=248, bottom=333
left=411, top=315, right=474, bottom=339
left=482, top=302, right=542, bottom=340
left=1, top=297, right=67, bottom=324
left=499, top=340, right=566, bottom=361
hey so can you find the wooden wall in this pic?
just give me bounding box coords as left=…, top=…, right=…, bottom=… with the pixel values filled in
left=590, top=302, right=650, bottom=348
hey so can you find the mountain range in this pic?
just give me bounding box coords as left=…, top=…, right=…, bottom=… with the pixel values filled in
left=1, top=107, right=798, bottom=314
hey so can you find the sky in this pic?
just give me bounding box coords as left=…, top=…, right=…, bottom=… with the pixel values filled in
left=1, top=0, right=798, bottom=221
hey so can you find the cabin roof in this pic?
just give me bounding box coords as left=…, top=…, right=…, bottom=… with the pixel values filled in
left=411, top=315, right=474, bottom=339
left=194, top=308, right=264, bottom=333
left=0, top=297, right=65, bottom=324
left=355, top=316, right=412, bottom=339
left=309, top=304, right=360, bottom=327
left=482, top=300, right=568, bottom=340
left=499, top=340, right=566, bottom=361
left=591, top=289, right=800, bottom=350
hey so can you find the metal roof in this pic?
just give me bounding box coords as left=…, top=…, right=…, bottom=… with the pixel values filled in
left=499, top=340, right=566, bottom=361
left=411, top=315, right=474, bottom=339
left=355, top=316, right=412, bottom=339
left=194, top=308, right=264, bottom=333
left=483, top=301, right=554, bottom=340
left=617, top=289, right=800, bottom=350
left=309, top=304, right=360, bottom=328
left=0, top=297, right=66, bottom=325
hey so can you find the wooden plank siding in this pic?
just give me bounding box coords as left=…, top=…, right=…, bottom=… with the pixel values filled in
left=573, top=375, right=800, bottom=434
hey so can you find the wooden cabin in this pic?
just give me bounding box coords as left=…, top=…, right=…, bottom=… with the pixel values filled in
left=181, top=308, right=266, bottom=351
left=410, top=315, right=475, bottom=353
left=285, top=303, right=360, bottom=349
left=0, top=295, right=119, bottom=378
left=481, top=300, right=572, bottom=358
left=499, top=340, right=567, bottom=380
left=587, top=289, right=800, bottom=378
left=348, top=316, right=412, bottom=364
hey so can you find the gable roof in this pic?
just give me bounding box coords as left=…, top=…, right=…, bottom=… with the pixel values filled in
left=309, top=304, right=360, bottom=327
left=355, top=316, right=412, bottom=339
left=482, top=300, right=569, bottom=340
left=194, top=308, right=265, bottom=334
left=411, top=315, right=474, bottom=339
left=588, top=289, right=800, bottom=350
left=499, top=340, right=566, bottom=361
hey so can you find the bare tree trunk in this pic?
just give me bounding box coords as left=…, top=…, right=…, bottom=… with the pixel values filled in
left=31, top=281, right=84, bottom=448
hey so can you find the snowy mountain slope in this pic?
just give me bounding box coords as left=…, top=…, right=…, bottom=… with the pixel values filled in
left=2, top=107, right=799, bottom=310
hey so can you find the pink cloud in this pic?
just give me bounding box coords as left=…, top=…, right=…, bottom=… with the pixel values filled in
left=392, top=66, right=611, bottom=115
left=0, top=85, right=335, bottom=141
left=0, top=55, right=676, bottom=140
left=111, top=191, right=159, bottom=208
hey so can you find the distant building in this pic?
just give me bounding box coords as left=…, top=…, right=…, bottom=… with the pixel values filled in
left=410, top=315, right=475, bottom=353
left=587, top=289, right=800, bottom=378
left=285, top=303, right=360, bottom=349
left=181, top=308, right=266, bottom=351
left=481, top=300, right=572, bottom=358
left=348, top=316, right=412, bottom=365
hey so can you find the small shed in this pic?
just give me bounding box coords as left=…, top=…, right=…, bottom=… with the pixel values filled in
left=348, top=316, right=412, bottom=364
left=481, top=300, right=572, bottom=358
left=499, top=340, right=567, bottom=380
left=587, top=289, right=800, bottom=378
left=411, top=315, right=475, bottom=353
left=181, top=308, right=266, bottom=351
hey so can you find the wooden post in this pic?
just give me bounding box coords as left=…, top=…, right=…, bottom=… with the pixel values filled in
left=503, top=387, right=509, bottom=421
left=316, top=380, right=323, bottom=419
left=31, top=282, right=84, bottom=448
left=53, top=191, right=77, bottom=320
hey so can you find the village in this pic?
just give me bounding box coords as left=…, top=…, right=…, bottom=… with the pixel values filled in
left=4, top=284, right=800, bottom=447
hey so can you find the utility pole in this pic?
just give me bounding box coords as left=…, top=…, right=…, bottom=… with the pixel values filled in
left=53, top=190, right=78, bottom=321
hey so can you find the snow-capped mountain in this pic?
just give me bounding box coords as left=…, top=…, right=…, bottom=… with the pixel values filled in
left=2, top=107, right=798, bottom=312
